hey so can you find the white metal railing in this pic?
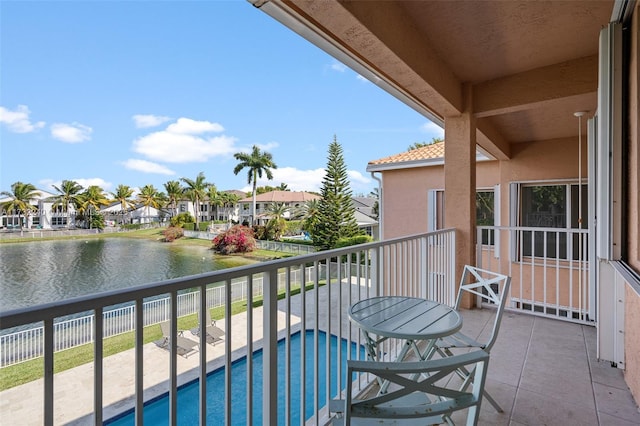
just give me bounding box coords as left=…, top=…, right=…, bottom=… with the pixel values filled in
left=0, top=229, right=456, bottom=426
left=1, top=268, right=328, bottom=367
left=476, top=225, right=592, bottom=324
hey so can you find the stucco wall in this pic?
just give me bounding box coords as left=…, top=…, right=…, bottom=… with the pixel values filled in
left=381, top=161, right=498, bottom=239
left=624, top=2, right=640, bottom=405
left=381, top=137, right=584, bottom=241
left=625, top=285, right=640, bottom=405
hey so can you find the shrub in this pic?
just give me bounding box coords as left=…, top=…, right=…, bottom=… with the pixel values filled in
left=212, top=225, right=256, bottom=254
left=335, top=234, right=373, bottom=248
left=170, top=212, right=194, bottom=227
left=163, top=226, right=184, bottom=242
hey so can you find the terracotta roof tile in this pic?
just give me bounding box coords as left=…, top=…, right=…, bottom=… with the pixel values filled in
left=239, top=191, right=321, bottom=203
left=368, top=142, right=445, bottom=166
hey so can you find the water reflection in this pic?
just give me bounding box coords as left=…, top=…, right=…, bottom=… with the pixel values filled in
left=0, top=239, right=239, bottom=312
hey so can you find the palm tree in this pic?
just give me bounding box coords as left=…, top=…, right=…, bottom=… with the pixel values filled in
left=180, top=172, right=211, bottom=229
left=52, top=180, right=83, bottom=228
left=221, top=192, right=240, bottom=223
left=264, top=202, right=289, bottom=240
left=295, top=198, right=320, bottom=232
left=163, top=180, right=183, bottom=218
left=0, top=182, right=41, bottom=229
left=110, top=184, right=135, bottom=225
left=76, top=185, right=110, bottom=229
left=137, top=185, right=164, bottom=224
left=207, top=185, right=223, bottom=222
left=233, top=145, right=277, bottom=225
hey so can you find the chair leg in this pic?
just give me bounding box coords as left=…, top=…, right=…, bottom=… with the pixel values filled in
left=454, top=358, right=504, bottom=413
left=481, top=388, right=503, bottom=413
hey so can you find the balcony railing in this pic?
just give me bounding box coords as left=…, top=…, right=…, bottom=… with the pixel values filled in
left=477, top=225, right=591, bottom=324
left=0, top=229, right=455, bottom=425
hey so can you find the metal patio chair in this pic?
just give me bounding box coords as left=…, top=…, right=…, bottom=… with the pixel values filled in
left=431, top=265, right=511, bottom=413
left=336, top=350, right=490, bottom=425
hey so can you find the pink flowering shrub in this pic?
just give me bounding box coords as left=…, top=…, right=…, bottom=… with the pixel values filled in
left=212, top=225, right=256, bottom=254
left=163, top=226, right=184, bottom=242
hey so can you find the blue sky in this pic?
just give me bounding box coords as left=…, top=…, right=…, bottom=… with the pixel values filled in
left=0, top=0, right=443, bottom=197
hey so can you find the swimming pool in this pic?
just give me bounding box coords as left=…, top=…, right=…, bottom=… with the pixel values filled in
left=106, top=330, right=362, bottom=425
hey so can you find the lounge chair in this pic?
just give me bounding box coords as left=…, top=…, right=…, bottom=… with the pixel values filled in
left=157, top=321, right=199, bottom=358
left=191, top=308, right=225, bottom=345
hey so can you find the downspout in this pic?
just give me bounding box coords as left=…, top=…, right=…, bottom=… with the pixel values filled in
left=370, top=171, right=383, bottom=241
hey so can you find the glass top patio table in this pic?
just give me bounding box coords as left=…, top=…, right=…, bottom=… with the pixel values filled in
left=348, top=296, right=463, bottom=363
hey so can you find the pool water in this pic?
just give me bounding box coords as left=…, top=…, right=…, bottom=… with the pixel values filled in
left=106, top=330, right=362, bottom=425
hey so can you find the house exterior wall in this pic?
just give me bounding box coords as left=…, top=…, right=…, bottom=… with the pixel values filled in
left=624, top=2, right=640, bottom=404
left=380, top=136, right=587, bottom=313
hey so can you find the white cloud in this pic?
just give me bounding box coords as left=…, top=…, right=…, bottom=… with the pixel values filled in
left=356, top=74, right=370, bottom=83
left=51, top=122, right=93, bottom=143
left=121, top=159, right=176, bottom=175
left=132, top=114, right=171, bottom=128
left=347, top=170, right=371, bottom=185
left=255, top=141, right=280, bottom=151
left=246, top=167, right=372, bottom=194
left=133, top=132, right=237, bottom=163
left=244, top=167, right=325, bottom=193
left=166, top=117, right=224, bottom=134
left=0, top=105, right=45, bottom=133
left=421, top=121, right=444, bottom=138
left=42, top=177, right=113, bottom=192
left=330, top=62, right=347, bottom=72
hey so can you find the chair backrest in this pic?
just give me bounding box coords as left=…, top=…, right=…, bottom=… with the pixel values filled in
left=344, top=350, right=489, bottom=425
left=455, top=265, right=511, bottom=352
left=160, top=321, right=170, bottom=338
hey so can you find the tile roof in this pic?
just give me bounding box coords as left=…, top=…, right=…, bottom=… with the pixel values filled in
left=368, top=142, right=445, bottom=166
left=239, top=190, right=321, bottom=203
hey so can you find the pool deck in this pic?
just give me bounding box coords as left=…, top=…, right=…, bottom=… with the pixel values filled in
left=1, top=282, right=639, bottom=425
left=0, top=307, right=301, bottom=426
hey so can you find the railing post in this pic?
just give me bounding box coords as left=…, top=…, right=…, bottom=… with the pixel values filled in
left=262, top=268, right=278, bottom=425
left=371, top=246, right=380, bottom=296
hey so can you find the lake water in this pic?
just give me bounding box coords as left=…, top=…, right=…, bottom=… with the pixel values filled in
left=0, top=238, right=247, bottom=312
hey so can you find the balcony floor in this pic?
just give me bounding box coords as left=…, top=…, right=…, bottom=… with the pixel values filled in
left=1, top=286, right=639, bottom=425
left=450, top=309, right=640, bottom=425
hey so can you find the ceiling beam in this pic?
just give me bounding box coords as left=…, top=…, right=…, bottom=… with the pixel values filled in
left=472, top=55, right=598, bottom=118
left=476, top=119, right=511, bottom=160
left=284, top=0, right=464, bottom=117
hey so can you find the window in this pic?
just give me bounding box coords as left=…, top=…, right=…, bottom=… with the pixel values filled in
left=52, top=217, right=67, bottom=226
left=179, top=204, right=186, bottom=212
left=476, top=191, right=495, bottom=245
left=428, top=188, right=497, bottom=245
left=516, top=183, right=587, bottom=259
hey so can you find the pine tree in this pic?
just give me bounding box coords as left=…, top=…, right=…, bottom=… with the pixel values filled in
left=312, top=136, right=361, bottom=250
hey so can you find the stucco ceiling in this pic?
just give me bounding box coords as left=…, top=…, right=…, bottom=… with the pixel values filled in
left=254, top=0, right=615, bottom=158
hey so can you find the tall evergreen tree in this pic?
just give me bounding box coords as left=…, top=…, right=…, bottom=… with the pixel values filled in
left=312, top=136, right=360, bottom=250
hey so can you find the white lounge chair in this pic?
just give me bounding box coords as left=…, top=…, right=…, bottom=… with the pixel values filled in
left=158, top=321, right=198, bottom=358
left=191, top=308, right=225, bottom=345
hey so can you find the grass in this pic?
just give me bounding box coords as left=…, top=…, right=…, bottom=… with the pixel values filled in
left=0, top=281, right=324, bottom=391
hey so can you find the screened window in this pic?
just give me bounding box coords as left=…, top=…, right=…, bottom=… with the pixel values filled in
left=518, top=183, right=587, bottom=259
